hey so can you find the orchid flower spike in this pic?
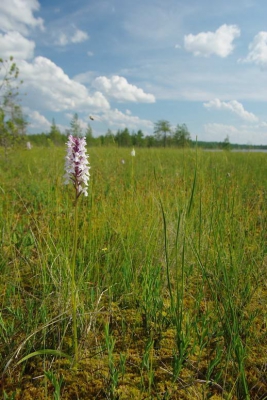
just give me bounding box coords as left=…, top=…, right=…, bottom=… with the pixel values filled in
left=131, top=148, right=135, bottom=157
left=64, top=135, right=90, bottom=197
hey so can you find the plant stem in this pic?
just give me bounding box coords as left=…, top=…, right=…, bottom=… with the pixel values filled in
left=71, top=197, right=79, bottom=368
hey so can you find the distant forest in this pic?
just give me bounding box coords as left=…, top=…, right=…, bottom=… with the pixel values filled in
left=27, top=116, right=267, bottom=150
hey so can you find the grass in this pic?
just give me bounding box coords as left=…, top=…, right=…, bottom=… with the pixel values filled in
left=0, top=146, right=267, bottom=399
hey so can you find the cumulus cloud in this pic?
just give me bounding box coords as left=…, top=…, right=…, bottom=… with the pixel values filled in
left=184, top=24, right=240, bottom=57
left=71, top=29, right=89, bottom=43
left=19, top=56, right=110, bottom=112
left=73, top=71, right=96, bottom=84
left=0, top=31, right=35, bottom=60
left=204, top=123, right=238, bottom=135
left=0, top=0, right=44, bottom=35
left=55, top=29, right=89, bottom=46
left=99, top=108, right=154, bottom=130
left=55, top=33, right=68, bottom=46
left=241, top=31, right=267, bottom=67
left=203, top=122, right=267, bottom=144
left=24, top=108, right=51, bottom=130
left=92, top=75, right=156, bottom=103
left=204, top=123, right=239, bottom=141
left=203, top=98, right=258, bottom=122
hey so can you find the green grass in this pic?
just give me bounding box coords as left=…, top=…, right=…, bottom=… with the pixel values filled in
left=1, top=146, right=267, bottom=399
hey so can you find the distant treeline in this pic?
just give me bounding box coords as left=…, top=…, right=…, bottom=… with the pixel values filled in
left=26, top=116, right=267, bottom=150
left=27, top=128, right=192, bottom=148
left=27, top=120, right=194, bottom=148
left=26, top=128, right=267, bottom=150
left=196, top=140, right=267, bottom=151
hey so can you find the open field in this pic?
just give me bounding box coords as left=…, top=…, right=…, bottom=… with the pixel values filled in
left=1, top=147, right=267, bottom=399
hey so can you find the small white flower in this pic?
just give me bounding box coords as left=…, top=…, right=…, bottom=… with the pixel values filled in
left=131, top=148, right=135, bottom=157
left=26, top=142, right=32, bottom=150
left=64, top=135, right=90, bottom=197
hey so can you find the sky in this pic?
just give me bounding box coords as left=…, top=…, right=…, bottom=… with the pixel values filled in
left=1, top=0, right=267, bottom=144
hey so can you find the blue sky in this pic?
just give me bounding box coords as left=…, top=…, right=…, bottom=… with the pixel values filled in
left=1, top=0, right=267, bottom=144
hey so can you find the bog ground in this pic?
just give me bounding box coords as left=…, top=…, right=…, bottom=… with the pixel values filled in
left=1, top=147, right=267, bottom=399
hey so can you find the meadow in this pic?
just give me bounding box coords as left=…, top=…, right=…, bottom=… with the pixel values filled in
left=0, top=146, right=267, bottom=399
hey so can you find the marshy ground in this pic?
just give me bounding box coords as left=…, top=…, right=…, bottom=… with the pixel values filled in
left=1, top=147, right=267, bottom=399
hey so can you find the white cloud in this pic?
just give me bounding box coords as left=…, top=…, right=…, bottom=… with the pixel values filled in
left=73, top=71, right=96, bottom=84
left=184, top=24, right=240, bottom=57
left=92, top=75, right=156, bottom=103
left=55, top=29, right=89, bottom=46
left=242, top=31, right=267, bottom=67
left=56, top=33, right=68, bottom=46
left=203, top=98, right=258, bottom=122
left=71, top=29, right=89, bottom=43
left=63, top=107, right=153, bottom=134
left=0, top=0, right=44, bottom=35
left=204, top=123, right=238, bottom=136
left=204, top=123, right=240, bottom=142
left=203, top=122, right=267, bottom=145
left=19, top=56, right=110, bottom=112
left=0, top=31, right=35, bottom=60
left=24, top=108, right=51, bottom=130
left=99, top=108, right=154, bottom=130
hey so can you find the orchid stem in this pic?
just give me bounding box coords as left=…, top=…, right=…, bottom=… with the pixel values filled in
left=71, top=196, right=79, bottom=368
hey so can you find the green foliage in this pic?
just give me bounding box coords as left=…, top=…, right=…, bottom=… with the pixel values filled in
left=103, top=128, right=115, bottom=146
left=0, top=56, right=27, bottom=156
left=132, top=129, right=145, bottom=147
left=115, top=128, right=132, bottom=146
left=69, top=113, right=83, bottom=137
left=154, top=119, right=172, bottom=147
left=1, top=148, right=267, bottom=398
left=0, top=56, right=20, bottom=94
left=221, top=134, right=231, bottom=151
left=85, top=123, right=95, bottom=146
left=48, top=119, right=65, bottom=146
left=44, top=370, right=64, bottom=400
left=173, top=123, right=191, bottom=147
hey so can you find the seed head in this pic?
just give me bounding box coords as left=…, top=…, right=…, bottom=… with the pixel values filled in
left=64, top=135, right=90, bottom=197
